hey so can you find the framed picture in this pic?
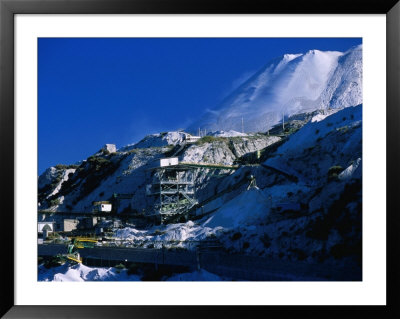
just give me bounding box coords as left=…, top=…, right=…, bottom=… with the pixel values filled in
left=1, top=0, right=399, bottom=318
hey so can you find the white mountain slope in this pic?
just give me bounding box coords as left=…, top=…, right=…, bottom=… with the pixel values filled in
left=188, top=45, right=362, bottom=133
left=319, top=45, right=362, bottom=109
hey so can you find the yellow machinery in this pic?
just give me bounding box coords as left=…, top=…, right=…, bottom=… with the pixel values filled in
left=66, top=237, right=98, bottom=264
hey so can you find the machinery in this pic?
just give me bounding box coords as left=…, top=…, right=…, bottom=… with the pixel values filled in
left=65, top=237, right=98, bottom=263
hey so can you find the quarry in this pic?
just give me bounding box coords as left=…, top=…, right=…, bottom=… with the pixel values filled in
left=38, top=106, right=362, bottom=281
left=37, top=44, right=363, bottom=281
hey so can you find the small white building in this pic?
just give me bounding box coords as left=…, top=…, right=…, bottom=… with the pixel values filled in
left=160, top=157, right=179, bottom=167
left=93, top=201, right=112, bottom=212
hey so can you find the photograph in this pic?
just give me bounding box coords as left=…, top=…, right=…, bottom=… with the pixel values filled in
left=37, top=37, right=363, bottom=282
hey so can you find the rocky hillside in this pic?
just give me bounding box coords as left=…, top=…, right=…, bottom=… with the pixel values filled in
left=38, top=132, right=281, bottom=213
left=166, top=106, right=362, bottom=276
left=39, top=105, right=362, bottom=278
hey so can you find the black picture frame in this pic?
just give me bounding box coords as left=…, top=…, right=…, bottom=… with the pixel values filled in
left=1, top=0, right=399, bottom=318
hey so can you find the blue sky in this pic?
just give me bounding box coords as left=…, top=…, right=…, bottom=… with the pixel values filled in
left=38, top=37, right=361, bottom=174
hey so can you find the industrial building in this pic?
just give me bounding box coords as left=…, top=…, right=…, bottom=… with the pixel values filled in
left=93, top=201, right=112, bottom=212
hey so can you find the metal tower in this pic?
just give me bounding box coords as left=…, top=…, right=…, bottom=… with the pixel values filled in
left=148, top=165, right=197, bottom=223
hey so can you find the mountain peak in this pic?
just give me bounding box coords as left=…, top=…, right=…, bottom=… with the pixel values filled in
left=188, top=46, right=362, bottom=134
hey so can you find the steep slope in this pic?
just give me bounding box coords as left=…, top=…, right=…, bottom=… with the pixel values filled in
left=38, top=133, right=279, bottom=213
left=212, top=106, right=362, bottom=269
left=188, top=45, right=362, bottom=134
left=320, top=45, right=362, bottom=109
left=264, top=104, right=362, bottom=185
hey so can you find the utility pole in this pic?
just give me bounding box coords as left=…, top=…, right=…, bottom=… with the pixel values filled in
left=241, top=117, right=244, bottom=134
